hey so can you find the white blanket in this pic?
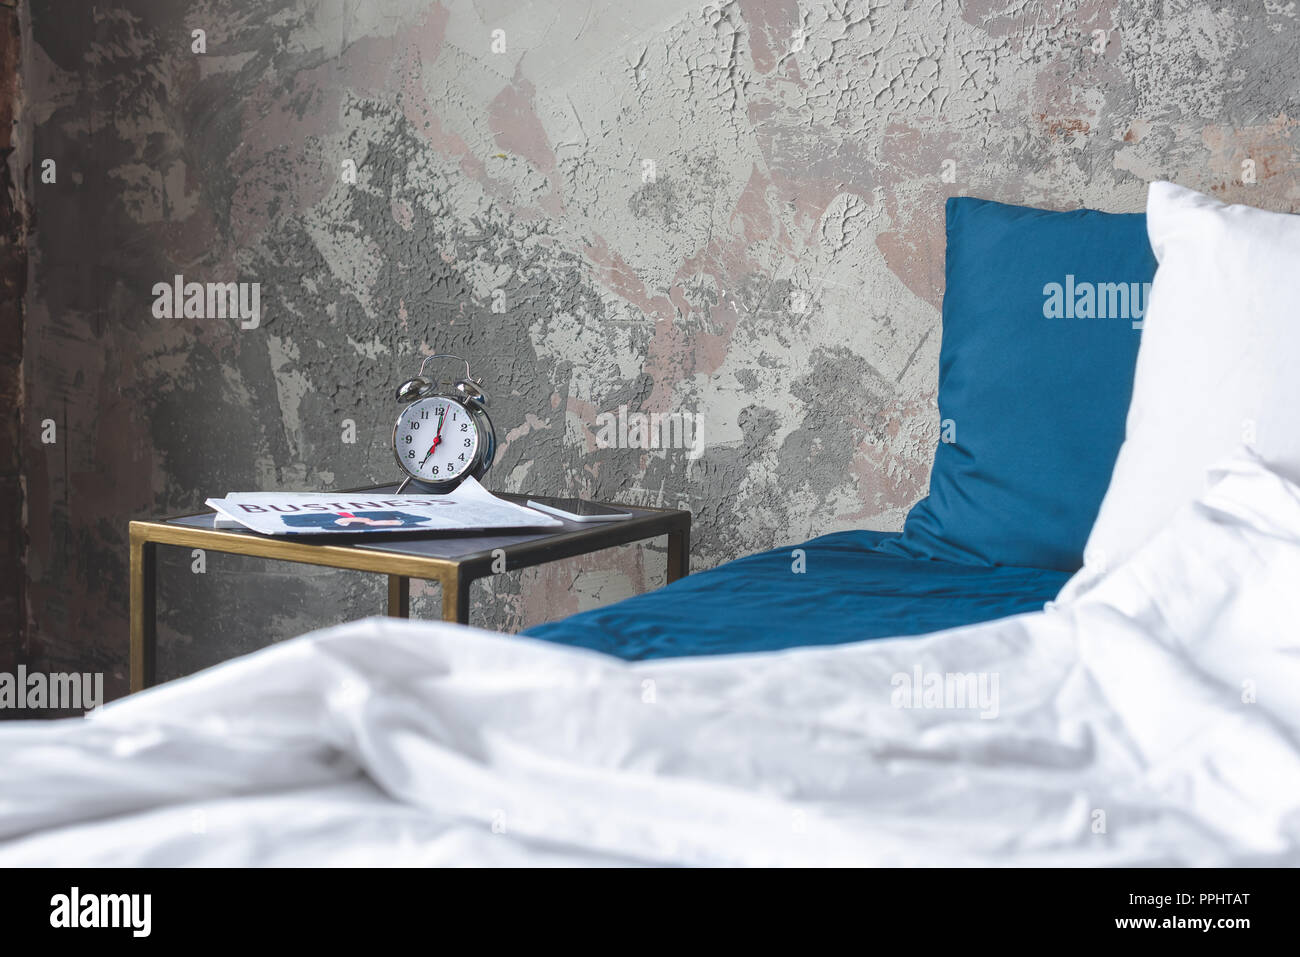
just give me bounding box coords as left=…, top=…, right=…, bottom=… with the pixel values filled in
left=4, top=449, right=1300, bottom=866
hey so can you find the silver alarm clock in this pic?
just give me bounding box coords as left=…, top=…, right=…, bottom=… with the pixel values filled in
left=392, top=354, right=496, bottom=494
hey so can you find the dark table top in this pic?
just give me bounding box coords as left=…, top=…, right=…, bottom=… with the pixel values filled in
left=159, top=485, right=688, bottom=565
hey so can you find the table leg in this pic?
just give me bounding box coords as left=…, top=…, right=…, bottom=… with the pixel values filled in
left=387, top=575, right=410, bottom=618
left=441, top=572, right=471, bottom=625
left=667, top=525, right=690, bottom=582
left=129, top=534, right=157, bottom=693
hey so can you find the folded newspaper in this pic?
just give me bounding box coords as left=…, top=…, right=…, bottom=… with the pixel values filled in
left=205, top=477, right=563, bottom=536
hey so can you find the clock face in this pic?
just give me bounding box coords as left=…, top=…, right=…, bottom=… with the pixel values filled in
left=394, top=396, right=480, bottom=483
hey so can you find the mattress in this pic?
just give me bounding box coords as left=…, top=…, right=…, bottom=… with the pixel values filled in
left=523, top=530, right=1071, bottom=658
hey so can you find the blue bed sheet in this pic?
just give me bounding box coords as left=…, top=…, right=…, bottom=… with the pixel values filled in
left=523, top=530, right=1071, bottom=659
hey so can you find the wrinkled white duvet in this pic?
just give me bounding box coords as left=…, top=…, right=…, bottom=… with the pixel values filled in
left=4, top=450, right=1300, bottom=866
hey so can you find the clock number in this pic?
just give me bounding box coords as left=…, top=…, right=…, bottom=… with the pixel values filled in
left=407, top=449, right=415, bottom=458
left=464, top=438, right=472, bottom=447
left=421, top=410, right=429, bottom=419
left=458, top=453, right=465, bottom=461
left=460, top=423, right=468, bottom=432
left=410, top=421, right=419, bottom=430
left=431, top=466, right=439, bottom=475
left=403, top=434, right=412, bottom=444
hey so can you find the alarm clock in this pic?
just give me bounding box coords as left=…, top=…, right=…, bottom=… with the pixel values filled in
left=392, top=354, right=496, bottom=494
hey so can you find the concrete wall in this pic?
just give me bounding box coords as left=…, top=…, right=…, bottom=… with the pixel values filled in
left=18, top=0, right=1300, bottom=697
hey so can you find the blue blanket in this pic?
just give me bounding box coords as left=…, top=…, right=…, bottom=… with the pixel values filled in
left=523, top=531, right=1070, bottom=659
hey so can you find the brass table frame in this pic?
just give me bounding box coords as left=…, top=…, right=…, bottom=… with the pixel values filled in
left=129, top=491, right=691, bottom=693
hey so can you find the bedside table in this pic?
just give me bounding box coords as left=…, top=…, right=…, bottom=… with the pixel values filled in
left=128, top=485, right=691, bottom=692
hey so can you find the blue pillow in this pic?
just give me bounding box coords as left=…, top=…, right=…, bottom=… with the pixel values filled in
left=880, top=196, right=1157, bottom=572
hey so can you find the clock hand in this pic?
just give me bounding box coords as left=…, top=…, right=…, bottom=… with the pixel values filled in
left=417, top=409, right=448, bottom=468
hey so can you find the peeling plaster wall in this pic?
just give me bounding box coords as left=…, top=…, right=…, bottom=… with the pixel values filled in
left=20, top=0, right=1300, bottom=696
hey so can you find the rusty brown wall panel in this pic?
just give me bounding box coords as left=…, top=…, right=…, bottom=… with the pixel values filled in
left=0, top=0, right=25, bottom=680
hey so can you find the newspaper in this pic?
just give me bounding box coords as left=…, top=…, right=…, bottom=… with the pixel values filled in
left=205, top=477, right=562, bottom=536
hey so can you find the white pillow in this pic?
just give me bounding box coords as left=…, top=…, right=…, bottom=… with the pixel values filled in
left=1060, top=181, right=1300, bottom=601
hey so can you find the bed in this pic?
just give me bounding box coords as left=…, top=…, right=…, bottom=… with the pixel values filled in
left=2, top=449, right=1299, bottom=866
left=524, top=530, right=1070, bottom=658
left=4, top=182, right=1298, bottom=867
